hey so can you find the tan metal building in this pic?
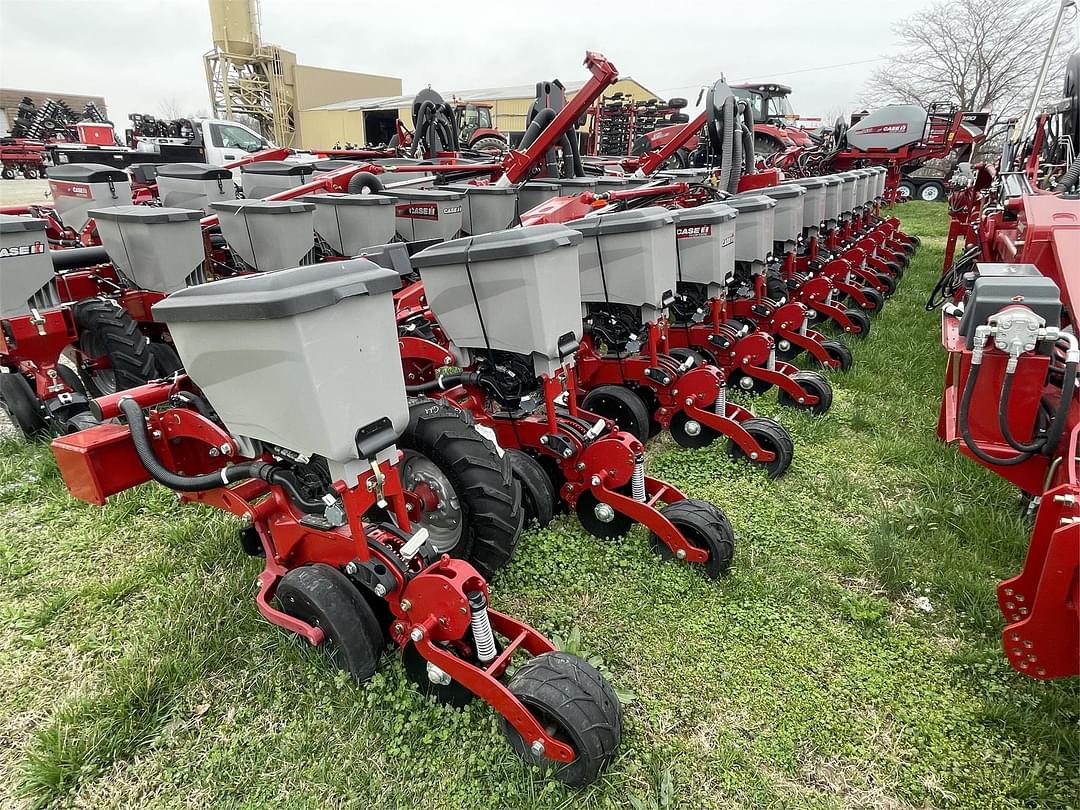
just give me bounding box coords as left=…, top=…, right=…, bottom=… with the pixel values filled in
left=302, top=77, right=659, bottom=149
left=293, top=66, right=401, bottom=147
left=0, top=88, right=109, bottom=135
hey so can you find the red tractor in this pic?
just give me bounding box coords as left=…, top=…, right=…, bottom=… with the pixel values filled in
left=452, top=102, right=508, bottom=153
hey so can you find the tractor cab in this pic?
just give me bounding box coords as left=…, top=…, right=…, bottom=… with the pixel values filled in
left=732, top=83, right=797, bottom=127
left=451, top=102, right=506, bottom=152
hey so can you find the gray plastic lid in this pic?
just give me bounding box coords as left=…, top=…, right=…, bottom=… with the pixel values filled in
left=759, top=184, right=805, bottom=199
left=300, top=192, right=393, bottom=206
left=0, top=213, right=47, bottom=233
left=442, top=183, right=517, bottom=196
left=820, top=176, right=842, bottom=186
left=837, top=172, right=859, bottom=182
left=313, top=159, right=358, bottom=172
left=240, top=160, right=313, bottom=176
left=412, top=223, right=582, bottom=268
left=382, top=189, right=465, bottom=201
left=784, top=176, right=827, bottom=189
left=89, top=204, right=204, bottom=223
left=727, top=195, right=776, bottom=212
left=567, top=206, right=675, bottom=237
left=558, top=178, right=598, bottom=186
left=358, top=242, right=413, bottom=276
left=672, top=204, right=736, bottom=226
left=210, top=200, right=315, bottom=216
left=152, top=258, right=400, bottom=323
left=47, top=163, right=128, bottom=183
left=522, top=181, right=560, bottom=190
left=156, top=162, right=231, bottom=180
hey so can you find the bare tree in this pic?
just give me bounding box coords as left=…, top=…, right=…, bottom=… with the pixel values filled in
left=864, top=0, right=1076, bottom=117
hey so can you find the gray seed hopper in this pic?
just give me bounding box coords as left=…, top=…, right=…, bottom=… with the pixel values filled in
left=382, top=188, right=465, bottom=242
left=155, top=163, right=235, bottom=214
left=302, top=193, right=396, bottom=256
left=46, top=163, right=132, bottom=231
left=90, top=205, right=206, bottom=293
left=0, top=215, right=58, bottom=318
left=210, top=200, right=315, bottom=272
left=240, top=161, right=314, bottom=200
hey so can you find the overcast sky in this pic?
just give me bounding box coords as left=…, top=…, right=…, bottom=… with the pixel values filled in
left=0, top=0, right=936, bottom=132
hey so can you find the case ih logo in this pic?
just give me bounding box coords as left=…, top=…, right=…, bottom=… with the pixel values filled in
left=395, top=203, right=463, bottom=220
left=861, top=123, right=908, bottom=135
left=721, top=235, right=735, bottom=248
left=49, top=181, right=92, bottom=199
left=676, top=224, right=712, bottom=239
left=0, top=241, right=46, bottom=259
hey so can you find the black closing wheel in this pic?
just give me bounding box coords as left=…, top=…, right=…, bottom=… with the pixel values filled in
left=397, top=399, right=523, bottom=579
left=725, top=417, right=794, bottom=479
left=649, top=499, right=736, bottom=579
left=508, top=449, right=556, bottom=528
left=575, top=490, right=634, bottom=539
left=844, top=308, right=871, bottom=338
left=276, top=563, right=385, bottom=682
left=501, top=651, right=622, bottom=788
left=0, top=371, right=47, bottom=438
left=73, top=299, right=156, bottom=397
left=669, top=408, right=720, bottom=449
left=402, top=642, right=477, bottom=708
left=890, top=252, right=909, bottom=272
left=581, top=385, right=651, bottom=443
left=860, top=287, right=885, bottom=313
left=875, top=272, right=898, bottom=297
left=728, top=369, right=774, bottom=396
left=777, top=371, right=833, bottom=415
left=808, top=339, right=853, bottom=372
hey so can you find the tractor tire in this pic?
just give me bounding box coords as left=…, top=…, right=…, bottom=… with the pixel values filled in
left=470, top=136, right=509, bottom=154
left=777, top=370, right=833, bottom=415
left=725, top=416, right=795, bottom=479
left=581, top=385, right=652, bottom=443
left=667, top=97, right=688, bottom=109
left=276, top=563, right=385, bottom=683
left=502, top=652, right=622, bottom=787
left=396, top=398, right=522, bottom=579
left=0, top=371, right=47, bottom=438
left=648, top=499, right=736, bottom=579
left=662, top=147, right=690, bottom=170
left=507, top=449, right=556, bottom=529
left=668, top=113, right=690, bottom=125
left=346, top=171, right=384, bottom=195
left=73, top=299, right=156, bottom=397
left=754, top=134, right=783, bottom=161
left=897, top=180, right=916, bottom=201
left=917, top=181, right=945, bottom=202
left=148, top=342, right=184, bottom=376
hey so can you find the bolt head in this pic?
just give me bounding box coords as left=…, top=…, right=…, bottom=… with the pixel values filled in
left=684, top=397, right=694, bottom=406
left=400, top=599, right=412, bottom=612
left=410, top=627, right=424, bottom=642
left=530, top=740, right=546, bottom=758
left=576, top=462, right=585, bottom=471
left=684, top=419, right=701, bottom=437
left=749, top=451, right=759, bottom=460
left=374, top=583, right=387, bottom=597
left=593, top=502, right=615, bottom=523
left=675, top=549, right=687, bottom=560
left=590, top=475, right=601, bottom=487
left=345, top=561, right=357, bottom=575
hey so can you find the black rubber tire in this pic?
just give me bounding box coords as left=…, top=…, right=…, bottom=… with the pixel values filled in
left=397, top=399, right=522, bottom=579
left=667, top=97, right=688, bottom=109
left=148, top=342, right=184, bottom=376
left=0, top=166, right=16, bottom=180
left=875, top=272, right=898, bottom=297
left=64, top=410, right=99, bottom=432
left=859, top=287, right=885, bottom=313
left=501, top=651, right=622, bottom=788
left=918, top=181, right=945, bottom=203
left=23, top=167, right=39, bottom=180
left=649, top=499, right=736, bottom=579
left=725, top=417, right=794, bottom=479
left=471, top=136, right=509, bottom=154
left=897, top=180, right=915, bottom=200
left=844, top=308, right=871, bottom=338
left=669, top=408, right=720, bottom=449
left=777, top=370, right=833, bottom=415
left=73, top=299, right=156, bottom=397
left=667, top=347, right=706, bottom=369
left=0, top=372, right=47, bottom=438
left=276, top=563, right=385, bottom=682
left=507, top=449, right=556, bottom=528
left=581, top=385, right=652, bottom=443
left=808, top=339, right=853, bottom=372
left=728, top=370, right=774, bottom=396
left=668, top=113, right=690, bottom=125
left=662, top=147, right=690, bottom=170
left=890, top=251, right=909, bottom=271
left=346, top=171, right=385, bottom=195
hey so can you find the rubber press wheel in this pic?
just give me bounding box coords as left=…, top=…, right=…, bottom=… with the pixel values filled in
left=725, top=417, right=794, bottom=479
left=581, top=385, right=652, bottom=443
left=0, top=371, right=47, bottom=438
left=73, top=299, right=156, bottom=397
left=807, top=339, right=853, bottom=372
left=501, top=651, right=623, bottom=787
left=875, top=272, right=898, bottom=297
left=276, top=563, right=386, bottom=682
left=777, top=371, right=834, bottom=415
left=648, top=499, right=736, bottom=579
left=507, top=449, right=556, bottom=528
left=843, top=308, right=871, bottom=338
left=859, top=287, right=885, bottom=313
left=397, top=398, right=523, bottom=579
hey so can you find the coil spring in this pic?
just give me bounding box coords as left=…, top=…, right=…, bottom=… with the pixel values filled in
left=468, top=591, right=498, bottom=663
left=714, top=383, right=726, bottom=416
left=632, top=454, right=646, bottom=503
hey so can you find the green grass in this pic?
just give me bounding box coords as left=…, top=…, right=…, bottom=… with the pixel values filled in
left=1, top=202, right=1077, bottom=809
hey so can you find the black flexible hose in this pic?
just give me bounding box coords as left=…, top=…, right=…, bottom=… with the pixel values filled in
left=998, top=371, right=1047, bottom=453
left=1053, top=155, right=1080, bottom=192
left=559, top=134, right=574, bottom=178
left=404, top=372, right=476, bottom=395
left=1042, top=358, right=1077, bottom=453
left=957, top=360, right=1035, bottom=466
left=519, top=108, right=556, bottom=151
left=120, top=397, right=259, bottom=491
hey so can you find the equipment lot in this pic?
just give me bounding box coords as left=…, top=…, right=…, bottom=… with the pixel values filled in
left=1, top=203, right=1075, bottom=809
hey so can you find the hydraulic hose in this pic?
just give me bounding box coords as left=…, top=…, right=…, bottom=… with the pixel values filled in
left=519, top=107, right=556, bottom=151
left=568, top=125, right=585, bottom=177
left=405, top=372, right=478, bottom=395
left=998, top=333, right=1077, bottom=455
left=957, top=356, right=1036, bottom=466
left=1053, top=155, right=1080, bottom=192
left=559, top=134, right=574, bottom=178
left=119, top=398, right=331, bottom=513
left=741, top=101, right=756, bottom=175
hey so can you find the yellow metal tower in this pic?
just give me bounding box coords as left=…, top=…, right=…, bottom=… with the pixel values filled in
left=203, top=0, right=298, bottom=147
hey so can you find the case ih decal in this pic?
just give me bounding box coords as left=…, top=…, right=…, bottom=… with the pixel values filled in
left=396, top=203, right=464, bottom=220
left=860, top=123, right=909, bottom=135
left=48, top=181, right=93, bottom=199
left=0, top=240, right=46, bottom=259
left=676, top=224, right=712, bottom=239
